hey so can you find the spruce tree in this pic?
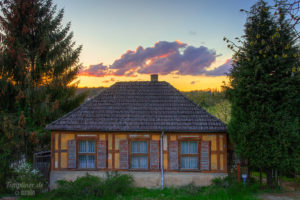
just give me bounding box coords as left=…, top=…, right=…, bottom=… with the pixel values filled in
left=0, top=0, right=86, bottom=190
left=225, top=0, right=300, bottom=187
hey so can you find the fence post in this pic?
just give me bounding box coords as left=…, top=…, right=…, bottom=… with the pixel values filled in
left=237, top=163, right=241, bottom=182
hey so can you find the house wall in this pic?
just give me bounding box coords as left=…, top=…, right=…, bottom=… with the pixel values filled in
left=50, top=131, right=227, bottom=188
left=50, top=170, right=227, bottom=189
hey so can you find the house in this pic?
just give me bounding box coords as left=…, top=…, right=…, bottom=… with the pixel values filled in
left=46, top=74, right=227, bottom=189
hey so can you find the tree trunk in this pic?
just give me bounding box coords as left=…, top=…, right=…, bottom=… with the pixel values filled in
left=259, top=168, right=262, bottom=188
left=266, top=169, right=276, bottom=188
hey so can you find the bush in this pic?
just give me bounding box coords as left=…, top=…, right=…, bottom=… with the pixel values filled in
left=54, top=174, right=103, bottom=199
left=51, top=172, right=134, bottom=200
left=103, top=171, right=134, bottom=197
left=211, top=176, right=235, bottom=188
left=7, top=161, right=46, bottom=196
left=179, top=183, right=203, bottom=195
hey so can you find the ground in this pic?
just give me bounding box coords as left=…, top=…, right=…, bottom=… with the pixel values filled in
left=258, top=192, right=300, bottom=200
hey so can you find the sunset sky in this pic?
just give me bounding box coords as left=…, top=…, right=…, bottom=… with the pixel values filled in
left=53, top=0, right=273, bottom=91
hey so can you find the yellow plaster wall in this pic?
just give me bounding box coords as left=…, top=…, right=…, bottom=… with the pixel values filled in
left=163, top=135, right=168, bottom=151
left=163, top=153, right=168, bottom=170
left=108, top=134, right=112, bottom=150
left=152, top=135, right=160, bottom=141
left=115, top=153, right=120, bottom=169
left=202, top=134, right=217, bottom=151
left=99, top=134, right=106, bottom=140
left=219, top=135, right=224, bottom=151
left=211, top=154, right=218, bottom=170
left=170, top=135, right=177, bottom=141
left=115, top=134, right=127, bottom=150
left=55, top=134, right=59, bottom=151
left=54, top=132, right=226, bottom=172
left=108, top=153, right=112, bottom=168
left=61, top=152, right=67, bottom=168
left=220, top=154, right=224, bottom=170
left=61, top=134, right=75, bottom=150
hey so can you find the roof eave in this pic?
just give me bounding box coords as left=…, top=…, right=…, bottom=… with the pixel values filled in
left=46, top=127, right=227, bottom=133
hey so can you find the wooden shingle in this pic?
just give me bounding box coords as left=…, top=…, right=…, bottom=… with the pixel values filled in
left=46, top=81, right=227, bottom=132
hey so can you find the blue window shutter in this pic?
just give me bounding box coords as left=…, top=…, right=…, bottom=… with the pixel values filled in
left=119, top=140, right=129, bottom=169
left=150, top=140, right=159, bottom=169
left=169, top=141, right=178, bottom=170
left=97, top=140, right=107, bottom=169
left=200, top=141, right=211, bottom=170
left=67, top=140, right=76, bottom=168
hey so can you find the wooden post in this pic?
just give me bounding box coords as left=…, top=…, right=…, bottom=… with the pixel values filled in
left=237, top=163, right=241, bottom=182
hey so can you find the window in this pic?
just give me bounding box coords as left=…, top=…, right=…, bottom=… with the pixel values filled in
left=78, top=140, right=96, bottom=168
left=180, top=141, right=199, bottom=169
left=130, top=141, right=148, bottom=169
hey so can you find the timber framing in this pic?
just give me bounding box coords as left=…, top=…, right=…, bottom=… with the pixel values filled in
left=51, top=131, right=227, bottom=173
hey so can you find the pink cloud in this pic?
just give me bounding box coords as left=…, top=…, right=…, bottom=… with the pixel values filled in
left=205, top=59, right=232, bottom=76
left=78, top=41, right=232, bottom=77
left=79, top=63, right=109, bottom=77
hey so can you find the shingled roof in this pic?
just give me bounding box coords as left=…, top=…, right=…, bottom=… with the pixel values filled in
left=46, top=79, right=227, bottom=132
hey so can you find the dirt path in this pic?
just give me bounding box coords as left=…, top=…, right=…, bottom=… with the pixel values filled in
left=258, top=192, right=300, bottom=200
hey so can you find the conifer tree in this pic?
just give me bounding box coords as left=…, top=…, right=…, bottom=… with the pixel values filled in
left=225, top=0, right=300, bottom=187
left=0, top=0, right=86, bottom=191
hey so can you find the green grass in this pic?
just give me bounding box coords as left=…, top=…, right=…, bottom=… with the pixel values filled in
left=252, top=171, right=267, bottom=179
left=21, top=181, right=260, bottom=200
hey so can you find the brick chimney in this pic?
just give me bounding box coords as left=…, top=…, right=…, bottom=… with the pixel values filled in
left=151, top=74, right=158, bottom=82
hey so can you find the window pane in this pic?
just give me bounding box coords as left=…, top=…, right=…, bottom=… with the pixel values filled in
left=88, top=141, right=95, bottom=153
left=131, top=156, right=139, bottom=168
left=87, top=155, right=95, bottom=168
left=79, top=155, right=87, bottom=168
left=131, top=156, right=148, bottom=169
left=139, top=156, right=148, bottom=168
left=131, top=141, right=147, bottom=153
left=190, top=156, right=198, bottom=169
left=79, top=141, right=86, bottom=153
left=139, top=141, right=147, bottom=153
left=181, top=141, right=189, bottom=154
left=189, top=142, right=198, bottom=154
left=131, top=142, right=139, bottom=153
left=181, top=156, right=189, bottom=169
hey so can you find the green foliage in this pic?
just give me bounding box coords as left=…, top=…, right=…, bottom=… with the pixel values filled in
left=53, top=174, right=104, bottom=199
left=0, top=0, right=87, bottom=191
left=21, top=176, right=260, bottom=200
left=184, top=90, right=231, bottom=124
left=44, top=172, right=134, bottom=200
left=7, top=162, right=46, bottom=195
left=225, top=0, right=300, bottom=187
left=102, top=171, right=134, bottom=197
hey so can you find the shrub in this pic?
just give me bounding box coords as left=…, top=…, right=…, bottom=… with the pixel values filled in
left=7, top=161, right=46, bottom=196
left=211, top=176, right=235, bottom=188
left=54, top=174, right=104, bottom=199
left=179, top=183, right=203, bottom=195
left=103, top=171, right=134, bottom=197
left=51, top=172, right=134, bottom=200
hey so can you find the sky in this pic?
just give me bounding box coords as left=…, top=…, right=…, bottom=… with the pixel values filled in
left=52, top=0, right=272, bottom=91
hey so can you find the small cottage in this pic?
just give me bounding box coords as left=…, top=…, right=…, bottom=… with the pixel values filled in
left=46, top=74, right=227, bottom=189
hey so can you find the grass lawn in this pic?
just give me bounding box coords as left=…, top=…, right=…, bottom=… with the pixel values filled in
left=21, top=183, right=260, bottom=200
left=13, top=173, right=263, bottom=200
